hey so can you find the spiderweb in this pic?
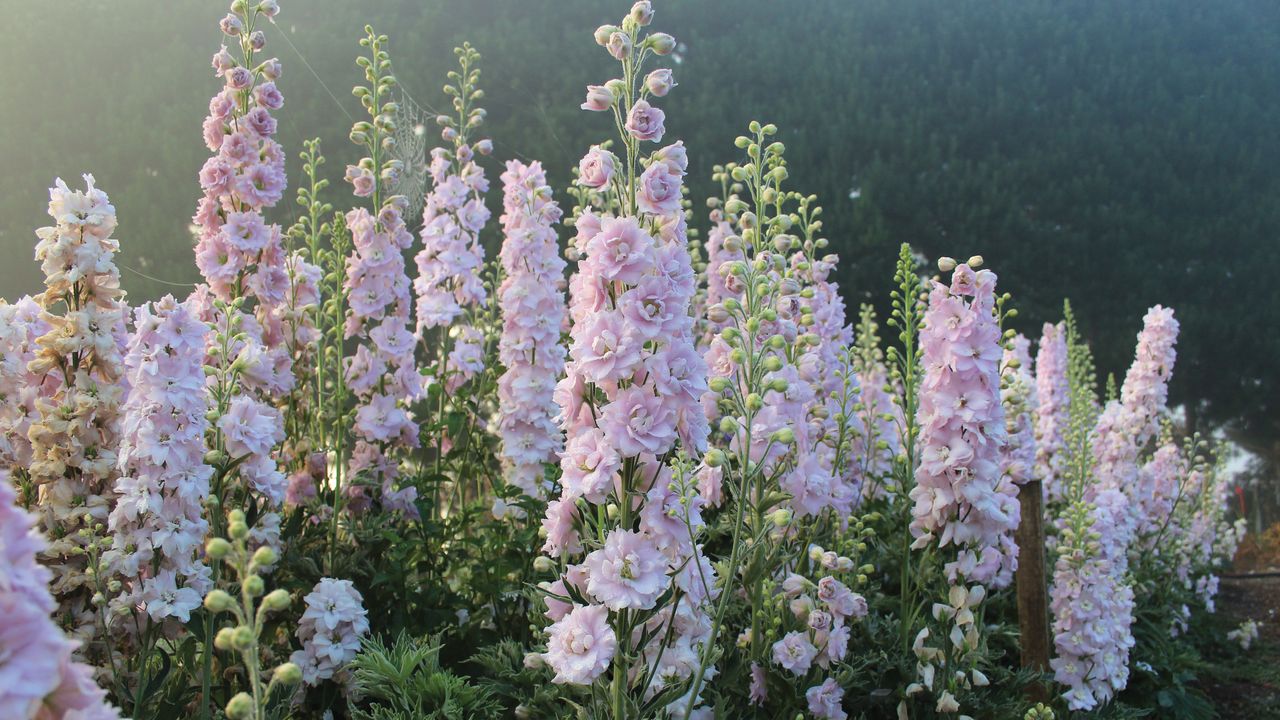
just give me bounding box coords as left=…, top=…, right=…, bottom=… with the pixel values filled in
left=388, top=88, right=431, bottom=225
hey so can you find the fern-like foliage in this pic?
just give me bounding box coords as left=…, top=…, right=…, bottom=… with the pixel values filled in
left=347, top=633, right=502, bottom=720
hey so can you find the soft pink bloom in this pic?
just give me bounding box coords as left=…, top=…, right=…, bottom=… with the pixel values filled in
left=545, top=604, right=617, bottom=685
left=600, top=385, right=677, bottom=457
left=625, top=99, right=665, bottom=142
left=584, top=529, right=671, bottom=610
left=578, top=145, right=616, bottom=189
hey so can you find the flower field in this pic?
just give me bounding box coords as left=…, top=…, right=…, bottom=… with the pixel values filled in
left=0, top=2, right=1254, bottom=719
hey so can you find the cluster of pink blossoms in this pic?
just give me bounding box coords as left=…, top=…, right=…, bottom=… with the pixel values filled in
left=1001, top=334, right=1038, bottom=489
left=761, top=564, right=868, bottom=718
left=1, top=473, right=121, bottom=719
left=495, top=160, right=567, bottom=507
left=412, top=96, right=493, bottom=394
left=342, top=197, right=422, bottom=516
left=1048, top=501, right=1136, bottom=711
left=1089, top=305, right=1179, bottom=562
left=910, top=263, right=1018, bottom=588
left=290, top=577, right=371, bottom=686
left=192, top=1, right=292, bottom=509
left=28, top=175, right=129, bottom=635
left=105, top=297, right=214, bottom=625
left=539, top=5, right=718, bottom=715
left=0, top=297, right=54, bottom=471
left=787, top=251, right=863, bottom=515
left=1034, top=322, right=1070, bottom=501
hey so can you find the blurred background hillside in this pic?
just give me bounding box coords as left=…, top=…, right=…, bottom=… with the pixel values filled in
left=2, top=0, right=1278, bottom=528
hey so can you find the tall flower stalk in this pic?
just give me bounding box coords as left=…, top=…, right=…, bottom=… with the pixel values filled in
left=27, top=174, right=128, bottom=646
left=537, top=3, right=714, bottom=716
left=341, top=26, right=422, bottom=520
left=495, top=160, right=567, bottom=510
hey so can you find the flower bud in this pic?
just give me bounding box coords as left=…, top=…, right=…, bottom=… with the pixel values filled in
left=273, top=662, right=302, bottom=685
left=718, top=416, right=738, bottom=434
left=630, top=1, right=654, bottom=25
left=772, top=428, right=795, bottom=444
left=533, top=556, right=556, bottom=573
left=262, top=589, right=291, bottom=612
left=594, top=25, right=619, bottom=46
left=206, top=537, right=232, bottom=560
left=645, top=68, right=675, bottom=97
left=231, top=625, right=255, bottom=651
left=938, top=256, right=957, bottom=272
left=214, top=626, right=236, bottom=650
left=967, top=255, right=984, bottom=268
left=607, top=31, right=632, bottom=60
left=243, top=575, right=265, bottom=597
left=703, top=449, right=727, bottom=468
left=252, top=546, right=277, bottom=567
left=228, top=522, right=249, bottom=541
left=225, top=692, right=254, bottom=719
left=205, top=589, right=236, bottom=613
left=648, top=32, right=676, bottom=55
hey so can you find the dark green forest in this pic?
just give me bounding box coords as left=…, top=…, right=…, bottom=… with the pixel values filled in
left=2, top=0, right=1278, bottom=495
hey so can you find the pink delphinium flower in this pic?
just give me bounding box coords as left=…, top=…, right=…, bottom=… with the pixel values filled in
left=544, top=603, right=617, bottom=685
left=910, top=264, right=1015, bottom=587
left=584, top=529, right=672, bottom=611
left=538, top=9, right=711, bottom=709
left=290, top=577, right=371, bottom=685
left=26, top=175, right=129, bottom=640
left=106, top=296, right=215, bottom=621
left=0, top=297, right=55, bottom=472
left=496, top=160, right=567, bottom=502
left=1034, top=321, right=1070, bottom=501
left=806, top=678, right=848, bottom=720
left=412, top=58, right=492, bottom=400
left=0, top=473, right=122, bottom=718
left=191, top=2, right=292, bottom=519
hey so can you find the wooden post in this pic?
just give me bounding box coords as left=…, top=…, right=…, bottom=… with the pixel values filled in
left=1015, top=478, right=1050, bottom=702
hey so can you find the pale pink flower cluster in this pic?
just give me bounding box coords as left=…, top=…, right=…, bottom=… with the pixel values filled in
left=699, top=217, right=742, bottom=339
left=27, top=175, right=129, bottom=633
left=1033, top=322, right=1069, bottom=501
left=495, top=160, right=567, bottom=503
left=196, top=17, right=290, bottom=313
left=192, top=2, right=292, bottom=508
left=0, top=297, right=54, bottom=470
left=539, top=8, right=714, bottom=706
left=787, top=252, right=863, bottom=513
left=412, top=124, right=492, bottom=393
left=910, top=264, right=1018, bottom=588
left=290, top=577, right=371, bottom=686
left=343, top=196, right=422, bottom=517
left=1, top=473, right=122, bottom=719
left=1001, top=334, right=1038, bottom=487
left=106, top=296, right=213, bottom=624
left=1048, top=503, right=1136, bottom=711
left=768, top=567, right=866, bottom=680
left=1089, top=305, right=1179, bottom=555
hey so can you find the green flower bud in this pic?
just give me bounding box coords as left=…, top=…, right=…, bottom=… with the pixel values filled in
left=214, top=626, right=236, bottom=650
left=225, top=692, right=254, bottom=719
left=273, top=662, right=302, bottom=685
left=204, top=590, right=236, bottom=613
left=243, top=575, right=265, bottom=597
left=252, top=546, right=277, bottom=567
left=262, top=589, right=291, bottom=612
left=703, top=449, right=726, bottom=468
left=231, top=625, right=255, bottom=651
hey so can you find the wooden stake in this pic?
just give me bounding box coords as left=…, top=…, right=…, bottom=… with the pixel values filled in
left=1016, top=478, right=1050, bottom=701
